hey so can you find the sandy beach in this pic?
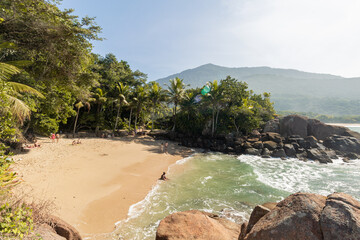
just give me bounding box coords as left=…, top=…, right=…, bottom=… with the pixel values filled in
left=13, top=135, right=192, bottom=238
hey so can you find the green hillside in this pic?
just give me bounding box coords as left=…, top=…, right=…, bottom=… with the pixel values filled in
left=155, top=64, right=360, bottom=115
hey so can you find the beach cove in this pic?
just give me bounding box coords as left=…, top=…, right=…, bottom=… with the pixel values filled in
left=13, top=135, right=192, bottom=238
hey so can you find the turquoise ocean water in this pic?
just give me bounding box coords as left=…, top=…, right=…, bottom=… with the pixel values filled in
left=113, top=152, right=360, bottom=240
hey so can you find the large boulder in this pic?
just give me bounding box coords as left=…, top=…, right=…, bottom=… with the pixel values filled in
left=243, top=193, right=326, bottom=240
left=35, top=224, right=66, bottom=240
left=245, top=205, right=271, bottom=235
left=156, top=210, right=240, bottom=240
left=284, top=144, right=296, bottom=157
left=262, top=141, right=277, bottom=150
left=306, top=148, right=333, bottom=163
left=271, top=149, right=287, bottom=158
left=245, top=148, right=261, bottom=156
left=263, top=119, right=280, bottom=133
left=320, top=192, right=360, bottom=240
left=323, top=135, right=360, bottom=154
left=279, top=115, right=309, bottom=138
left=48, top=216, right=82, bottom=240
left=308, top=119, right=360, bottom=140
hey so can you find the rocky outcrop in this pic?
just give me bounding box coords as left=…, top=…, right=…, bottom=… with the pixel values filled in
left=279, top=115, right=309, bottom=138
left=156, top=192, right=360, bottom=240
left=156, top=210, right=240, bottom=240
left=264, top=115, right=360, bottom=141
left=242, top=193, right=326, bottom=240
left=35, top=224, right=66, bottom=240
left=48, top=216, right=82, bottom=240
left=320, top=192, right=360, bottom=240
left=323, top=135, right=360, bottom=154
left=154, top=115, right=360, bottom=161
left=239, top=192, right=360, bottom=240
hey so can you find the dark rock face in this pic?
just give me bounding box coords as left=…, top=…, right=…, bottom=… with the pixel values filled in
left=271, top=149, right=286, bottom=158
left=323, top=135, right=360, bottom=154
left=262, top=141, right=277, bottom=150
left=245, top=148, right=261, bottom=156
left=308, top=119, right=360, bottom=140
left=279, top=115, right=309, bottom=138
left=171, top=114, right=360, bottom=160
left=245, top=205, right=271, bottom=235
left=306, top=148, right=333, bottom=164
left=156, top=210, right=240, bottom=240
left=242, top=193, right=326, bottom=240
left=263, top=119, right=280, bottom=133
left=284, top=144, right=296, bottom=157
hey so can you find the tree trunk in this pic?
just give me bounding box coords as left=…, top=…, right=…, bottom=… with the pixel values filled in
left=233, top=118, right=240, bottom=137
left=95, top=103, right=101, bottom=135
left=128, top=107, right=133, bottom=129
left=151, top=111, right=154, bottom=131
left=211, top=105, right=215, bottom=137
left=73, top=107, right=80, bottom=138
left=215, top=109, right=220, bottom=132
left=172, top=103, right=177, bottom=131
left=114, top=102, right=122, bottom=132
left=134, top=112, right=138, bottom=133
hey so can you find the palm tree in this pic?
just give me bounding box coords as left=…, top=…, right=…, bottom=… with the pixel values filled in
left=148, top=82, right=167, bottom=130
left=133, top=86, right=148, bottom=133
left=180, top=91, right=197, bottom=121
left=0, top=61, right=44, bottom=124
left=92, top=88, right=107, bottom=134
left=166, top=77, right=186, bottom=131
left=113, top=82, right=129, bottom=132
left=73, top=101, right=84, bottom=137
left=205, top=80, right=223, bottom=136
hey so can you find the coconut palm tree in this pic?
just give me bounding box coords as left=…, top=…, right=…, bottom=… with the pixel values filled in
left=92, top=88, right=107, bottom=134
left=148, top=82, right=167, bottom=130
left=113, top=82, right=129, bottom=132
left=205, top=80, right=224, bottom=136
left=133, top=86, right=148, bottom=133
left=0, top=59, right=44, bottom=124
left=166, top=77, right=186, bottom=131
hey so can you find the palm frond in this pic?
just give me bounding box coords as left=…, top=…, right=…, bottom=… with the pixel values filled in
left=0, top=62, right=21, bottom=81
left=7, top=82, right=45, bottom=98
left=6, top=95, right=31, bottom=124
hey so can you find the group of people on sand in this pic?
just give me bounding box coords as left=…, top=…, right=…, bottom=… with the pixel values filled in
left=23, top=139, right=41, bottom=149
left=160, top=142, right=169, bottom=154
left=72, top=139, right=82, bottom=145
left=50, top=133, right=60, bottom=143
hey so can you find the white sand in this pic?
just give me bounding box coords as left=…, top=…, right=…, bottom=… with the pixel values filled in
left=13, top=135, right=191, bottom=237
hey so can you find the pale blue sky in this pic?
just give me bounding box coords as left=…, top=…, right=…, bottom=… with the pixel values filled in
left=59, top=0, right=360, bottom=80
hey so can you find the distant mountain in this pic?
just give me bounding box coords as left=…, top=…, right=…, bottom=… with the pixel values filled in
left=155, top=64, right=360, bottom=115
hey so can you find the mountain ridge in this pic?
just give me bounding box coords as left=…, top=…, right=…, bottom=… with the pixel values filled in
left=154, top=64, right=360, bottom=115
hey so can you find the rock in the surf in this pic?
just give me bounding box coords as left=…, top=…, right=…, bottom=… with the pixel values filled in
left=156, top=210, right=240, bottom=240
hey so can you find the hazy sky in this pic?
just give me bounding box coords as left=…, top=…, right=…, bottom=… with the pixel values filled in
left=59, top=0, right=360, bottom=81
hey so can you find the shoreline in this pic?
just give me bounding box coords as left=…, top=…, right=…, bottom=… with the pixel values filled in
left=12, top=135, right=192, bottom=238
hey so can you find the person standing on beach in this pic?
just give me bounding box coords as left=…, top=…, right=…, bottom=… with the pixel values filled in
left=55, top=133, right=60, bottom=143
left=164, top=142, right=168, bottom=154
left=160, top=143, right=164, bottom=153
left=50, top=133, right=56, bottom=143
